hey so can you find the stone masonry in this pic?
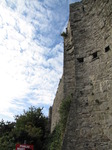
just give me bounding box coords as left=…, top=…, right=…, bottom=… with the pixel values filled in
left=50, top=76, right=64, bottom=132
left=51, top=0, right=112, bottom=149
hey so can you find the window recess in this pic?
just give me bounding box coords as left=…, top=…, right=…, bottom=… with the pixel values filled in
left=92, top=51, right=98, bottom=60
left=105, top=46, right=110, bottom=52
left=77, top=57, right=84, bottom=63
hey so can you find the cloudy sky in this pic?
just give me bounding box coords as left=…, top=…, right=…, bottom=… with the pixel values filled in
left=0, top=0, right=80, bottom=121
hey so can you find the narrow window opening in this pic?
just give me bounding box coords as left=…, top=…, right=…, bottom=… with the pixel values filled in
left=71, top=31, right=73, bottom=36
left=66, top=28, right=68, bottom=35
left=77, top=57, right=84, bottom=63
left=82, top=6, right=85, bottom=12
left=85, top=102, right=88, bottom=106
left=92, top=52, right=98, bottom=59
left=105, top=46, right=110, bottom=52
left=86, top=143, right=89, bottom=146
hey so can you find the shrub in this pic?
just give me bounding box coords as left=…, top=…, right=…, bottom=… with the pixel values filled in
left=61, top=32, right=67, bottom=37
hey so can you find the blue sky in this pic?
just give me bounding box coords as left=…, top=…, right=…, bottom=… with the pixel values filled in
left=0, top=0, right=80, bottom=121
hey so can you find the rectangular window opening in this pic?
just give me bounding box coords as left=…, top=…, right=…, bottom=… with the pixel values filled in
left=71, top=31, right=73, bottom=36
left=77, top=57, right=84, bottom=63
left=82, top=6, right=85, bottom=12
left=92, top=52, right=98, bottom=59
left=105, top=46, right=110, bottom=52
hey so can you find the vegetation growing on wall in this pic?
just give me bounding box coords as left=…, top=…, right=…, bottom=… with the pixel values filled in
left=59, top=95, right=72, bottom=132
left=47, top=95, right=72, bottom=150
left=61, top=32, right=68, bottom=37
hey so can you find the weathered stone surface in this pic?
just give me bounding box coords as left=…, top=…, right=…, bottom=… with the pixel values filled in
left=50, top=0, right=112, bottom=149
left=50, top=76, right=64, bottom=132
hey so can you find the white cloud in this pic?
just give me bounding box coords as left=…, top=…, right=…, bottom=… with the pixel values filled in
left=0, top=0, right=66, bottom=121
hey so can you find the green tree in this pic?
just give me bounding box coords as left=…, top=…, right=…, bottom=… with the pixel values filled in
left=13, top=106, right=48, bottom=150
left=0, top=106, right=49, bottom=150
left=0, top=120, right=15, bottom=149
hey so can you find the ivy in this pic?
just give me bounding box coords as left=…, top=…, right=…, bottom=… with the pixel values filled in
left=47, top=124, right=62, bottom=150
left=59, top=95, right=72, bottom=132
left=47, top=95, right=72, bottom=150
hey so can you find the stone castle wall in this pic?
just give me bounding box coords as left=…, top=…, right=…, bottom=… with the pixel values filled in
left=63, top=21, right=76, bottom=98
left=51, top=0, right=112, bottom=149
left=50, top=20, right=76, bottom=132
left=50, top=76, right=64, bottom=132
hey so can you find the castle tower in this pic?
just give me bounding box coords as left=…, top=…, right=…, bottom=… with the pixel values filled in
left=62, top=0, right=112, bottom=149
left=50, top=0, right=112, bottom=149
